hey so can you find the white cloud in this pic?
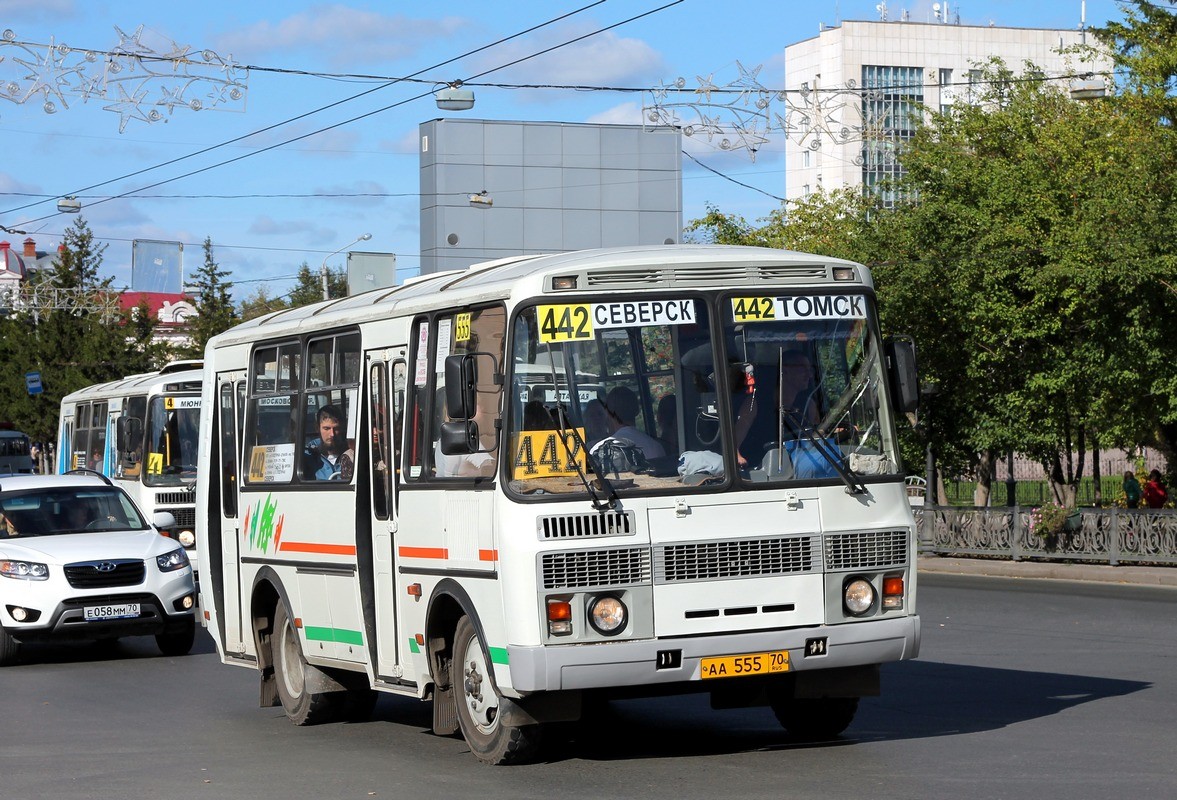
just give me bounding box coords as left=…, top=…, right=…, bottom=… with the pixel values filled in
left=380, top=129, right=421, bottom=155
left=472, top=27, right=665, bottom=88
left=584, top=101, right=645, bottom=126
left=213, top=6, right=467, bottom=67
left=248, top=215, right=334, bottom=242
left=1, top=0, right=74, bottom=21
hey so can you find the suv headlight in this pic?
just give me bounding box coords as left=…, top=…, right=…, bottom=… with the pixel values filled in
left=156, top=548, right=190, bottom=572
left=0, top=559, right=49, bottom=581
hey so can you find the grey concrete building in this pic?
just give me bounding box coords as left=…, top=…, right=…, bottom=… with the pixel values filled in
left=419, top=119, right=682, bottom=275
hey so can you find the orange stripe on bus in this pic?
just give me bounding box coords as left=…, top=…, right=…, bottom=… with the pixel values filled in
left=399, top=546, right=449, bottom=559
left=278, top=541, right=357, bottom=556
left=478, top=549, right=498, bottom=562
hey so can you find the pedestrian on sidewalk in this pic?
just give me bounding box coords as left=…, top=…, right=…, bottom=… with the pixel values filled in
left=1123, top=470, right=1142, bottom=508
left=1143, top=469, right=1168, bottom=509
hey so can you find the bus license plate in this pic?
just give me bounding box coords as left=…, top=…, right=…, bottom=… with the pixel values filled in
left=700, top=650, right=790, bottom=679
left=84, top=603, right=140, bottom=621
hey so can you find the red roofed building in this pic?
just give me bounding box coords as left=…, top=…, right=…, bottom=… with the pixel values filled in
left=119, top=291, right=197, bottom=348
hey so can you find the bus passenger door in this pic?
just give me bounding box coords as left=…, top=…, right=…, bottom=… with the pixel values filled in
left=214, top=371, right=247, bottom=654
left=366, top=354, right=405, bottom=680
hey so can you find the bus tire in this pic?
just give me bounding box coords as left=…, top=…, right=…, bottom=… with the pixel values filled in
left=769, top=694, right=860, bottom=740
left=451, top=615, right=541, bottom=765
left=272, top=602, right=340, bottom=725
left=0, top=625, right=19, bottom=666
left=156, top=616, right=196, bottom=657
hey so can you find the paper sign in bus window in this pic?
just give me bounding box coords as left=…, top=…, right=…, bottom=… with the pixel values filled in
left=248, top=443, right=296, bottom=483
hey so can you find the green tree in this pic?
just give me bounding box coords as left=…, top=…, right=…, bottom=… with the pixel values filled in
left=238, top=286, right=288, bottom=322
left=288, top=261, right=346, bottom=308
left=885, top=61, right=1177, bottom=505
left=182, top=237, right=238, bottom=359
left=0, top=216, right=163, bottom=444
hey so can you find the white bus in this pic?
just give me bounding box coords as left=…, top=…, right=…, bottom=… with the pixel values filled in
left=58, top=362, right=203, bottom=577
left=196, top=245, right=922, bottom=764
left=0, top=426, right=35, bottom=475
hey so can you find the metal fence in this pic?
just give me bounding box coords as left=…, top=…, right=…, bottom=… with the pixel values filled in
left=915, top=506, right=1177, bottom=566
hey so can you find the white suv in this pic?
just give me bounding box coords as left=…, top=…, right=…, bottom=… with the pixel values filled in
left=0, top=473, right=197, bottom=664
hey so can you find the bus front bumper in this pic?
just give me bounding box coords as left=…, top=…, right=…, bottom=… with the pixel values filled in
left=505, top=614, right=920, bottom=694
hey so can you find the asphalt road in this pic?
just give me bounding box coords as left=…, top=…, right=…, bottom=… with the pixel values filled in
left=3, top=572, right=1176, bottom=800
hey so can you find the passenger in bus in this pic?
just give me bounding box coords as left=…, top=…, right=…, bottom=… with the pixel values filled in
left=602, top=386, right=665, bottom=459
left=581, top=399, right=610, bottom=448
left=523, top=400, right=557, bottom=430
left=303, top=404, right=354, bottom=480
left=435, top=393, right=498, bottom=478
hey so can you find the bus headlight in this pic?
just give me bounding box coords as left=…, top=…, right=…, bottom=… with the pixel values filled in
left=178, top=529, right=196, bottom=548
left=588, top=595, right=627, bottom=635
left=843, top=578, right=875, bottom=616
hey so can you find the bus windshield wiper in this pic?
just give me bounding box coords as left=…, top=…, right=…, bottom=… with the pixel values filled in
left=779, top=407, right=868, bottom=495
left=543, top=345, right=618, bottom=511
left=552, top=403, right=619, bottom=511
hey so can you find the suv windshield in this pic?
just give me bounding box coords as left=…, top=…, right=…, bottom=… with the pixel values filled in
left=0, top=487, right=148, bottom=538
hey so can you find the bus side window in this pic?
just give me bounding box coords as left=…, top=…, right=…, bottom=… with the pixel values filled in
left=245, top=342, right=301, bottom=484
left=369, top=363, right=391, bottom=519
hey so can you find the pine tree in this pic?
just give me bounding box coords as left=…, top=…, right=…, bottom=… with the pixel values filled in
left=183, top=237, right=238, bottom=358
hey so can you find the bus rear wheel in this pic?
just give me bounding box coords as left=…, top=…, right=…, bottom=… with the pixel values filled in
left=272, top=602, right=341, bottom=725
left=451, top=615, right=542, bottom=765
left=769, top=693, right=860, bottom=740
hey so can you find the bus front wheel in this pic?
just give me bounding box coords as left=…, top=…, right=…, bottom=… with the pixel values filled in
left=451, top=615, right=541, bottom=765
left=769, top=693, right=860, bottom=740
left=272, top=602, right=339, bottom=725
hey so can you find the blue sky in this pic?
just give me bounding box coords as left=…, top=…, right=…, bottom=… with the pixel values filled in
left=0, top=0, right=1125, bottom=300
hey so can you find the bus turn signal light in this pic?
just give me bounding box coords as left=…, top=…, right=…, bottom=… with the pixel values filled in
left=883, top=576, right=904, bottom=609
left=547, top=598, right=572, bottom=636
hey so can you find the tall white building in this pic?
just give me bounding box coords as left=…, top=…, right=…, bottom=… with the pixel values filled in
left=784, top=20, right=1110, bottom=205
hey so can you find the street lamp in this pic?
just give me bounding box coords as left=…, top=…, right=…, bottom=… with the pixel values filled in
left=321, top=233, right=371, bottom=301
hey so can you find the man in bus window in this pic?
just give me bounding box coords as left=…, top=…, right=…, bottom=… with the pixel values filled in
left=303, top=404, right=353, bottom=480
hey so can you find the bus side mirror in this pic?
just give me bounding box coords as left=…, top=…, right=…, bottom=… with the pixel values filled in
left=439, top=420, right=479, bottom=455
left=116, top=416, right=143, bottom=454
left=885, top=336, right=920, bottom=414
left=444, top=354, right=478, bottom=420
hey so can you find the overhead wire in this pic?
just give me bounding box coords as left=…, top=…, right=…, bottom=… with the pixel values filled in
left=0, top=0, right=609, bottom=219
left=9, top=0, right=687, bottom=230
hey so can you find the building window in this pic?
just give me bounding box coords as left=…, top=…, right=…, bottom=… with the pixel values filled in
left=860, top=64, right=924, bottom=208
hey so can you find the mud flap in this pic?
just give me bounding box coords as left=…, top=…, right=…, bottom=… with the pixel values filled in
left=432, top=683, right=459, bottom=735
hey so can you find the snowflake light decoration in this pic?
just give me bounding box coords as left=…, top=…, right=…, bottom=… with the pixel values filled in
left=0, top=25, right=247, bottom=132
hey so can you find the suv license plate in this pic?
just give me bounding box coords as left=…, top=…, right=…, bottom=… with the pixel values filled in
left=700, top=650, right=790, bottom=679
left=84, top=603, right=140, bottom=621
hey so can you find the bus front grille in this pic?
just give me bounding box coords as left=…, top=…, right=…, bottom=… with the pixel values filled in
left=540, top=547, right=650, bottom=589
left=824, top=530, right=909, bottom=571
left=538, top=510, right=634, bottom=540
left=583, top=264, right=830, bottom=290
left=654, top=535, right=821, bottom=583
left=159, top=506, right=196, bottom=529
left=156, top=489, right=196, bottom=505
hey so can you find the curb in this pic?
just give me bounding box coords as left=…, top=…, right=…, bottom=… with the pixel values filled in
left=917, top=555, right=1177, bottom=588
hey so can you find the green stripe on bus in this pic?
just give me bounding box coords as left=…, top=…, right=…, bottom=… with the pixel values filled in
left=408, top=638, right=421, bottom=654
left=304, top=626, right=364, bottom=646
left=488, top=647, right=509, bottom=664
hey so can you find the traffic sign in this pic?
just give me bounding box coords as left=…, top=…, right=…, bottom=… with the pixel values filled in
left=25, top=371, right=42, bottom=395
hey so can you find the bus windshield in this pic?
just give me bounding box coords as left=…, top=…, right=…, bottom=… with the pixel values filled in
left=506, top=293, right=901, bottom=498
left=144, top=398, right=200, bottom=486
